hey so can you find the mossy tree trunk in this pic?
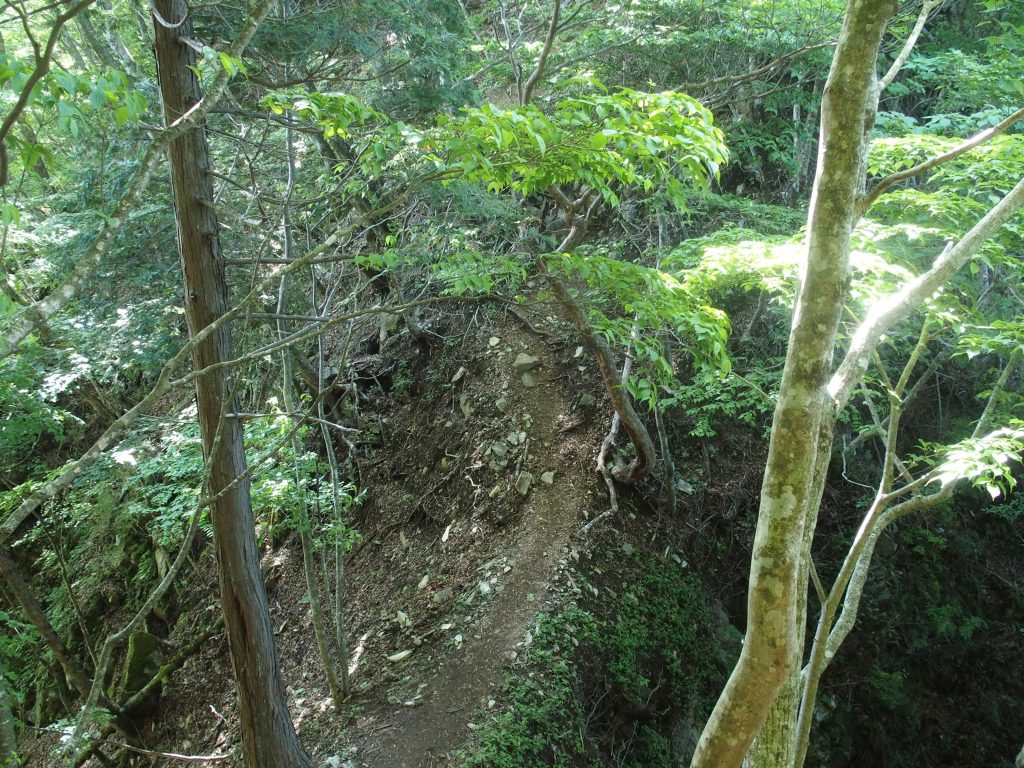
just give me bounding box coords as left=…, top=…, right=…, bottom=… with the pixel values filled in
left=690, top=3, right=898, bottom=767
left=152, top=1, right=312, bottom=765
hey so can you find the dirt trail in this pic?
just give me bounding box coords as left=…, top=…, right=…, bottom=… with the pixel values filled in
left=352, top=331, right=591, bottom=768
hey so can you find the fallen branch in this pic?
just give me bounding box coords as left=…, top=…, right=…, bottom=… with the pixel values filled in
left=83, top=737, right=229, bottom=763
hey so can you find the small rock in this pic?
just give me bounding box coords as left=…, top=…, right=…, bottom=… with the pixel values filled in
left=521, top=372, right=537, bottom=388
left=488, top=336, right=500, bottom=347
left=489, top=484, right=502, bottom=498
left=495, top=396, right=509, bottom=413
left=515, top=471, right=534, bottom=495
left=675, top=477, right=695, bottom=495
left=479, top=581, right=492, bottom=595
left=491, top=442, right=509, bottom=458
left=433, top=587, right=453, bottom=604
left=574, top=346, right=584, bottom=358
left=541, top=471, right=555, bottom=485
left=459, top=393, right=472, bottom=419
left=513, top=353, right=541, bottom=375
left=579, top=393, right=596, bottom=407
left=417, top=574, right=429, bottom=590
left=452, top=366, right=466, bottom=383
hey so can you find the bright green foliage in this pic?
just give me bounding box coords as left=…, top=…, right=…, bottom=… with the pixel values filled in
left=549, top=249, right=731, bottom=407
left=957, top=319, right=1024, bottom=359
left=668, top=367, right=777, bottom=439
left=919, top=421, right=1024, bottom=500
left=665, top=226, right=800, bottom=297
left=0, top=0, right=1021, bottom=762
left=0, top=345, right=82, bottom=484
left=865, top=132, right=1024, bottom=279
left=271, top=80, right=727, bottom=209
left=0, top=610, right=36, bottom=712
left=897, top=50, right=1024, bottom=115
left=428, top=248, right=528, bottom=297
left=0, top=406, right=361, bottom=725
left=680, top=192, right=807, bottom=235
left=265, top=90, right=414, bottom=182
left=0, top=58, right=146, bottom=143
left=868, top=134, right=1024, bottom=202
left=433, top=82, right=727, bottom=209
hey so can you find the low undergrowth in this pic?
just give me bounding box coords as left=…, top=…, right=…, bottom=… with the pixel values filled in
left=461, top=538, right=727, bottom=768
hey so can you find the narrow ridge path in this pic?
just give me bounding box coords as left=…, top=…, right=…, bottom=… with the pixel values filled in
left=353, top=328, right=591, bottom=768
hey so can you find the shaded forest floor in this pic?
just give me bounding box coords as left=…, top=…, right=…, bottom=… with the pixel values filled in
left=18, top=297, right=1023, bottom=768
left=21, top=301, right=611, bottom=767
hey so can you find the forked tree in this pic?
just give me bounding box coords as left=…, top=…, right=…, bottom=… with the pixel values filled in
left=691, top=2, right=1024, bottom=766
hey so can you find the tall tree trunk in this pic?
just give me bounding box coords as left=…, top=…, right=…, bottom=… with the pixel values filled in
left=152, top=2, right=312, bottom=765
left=690, top=3, right=897, bottom=767
left=0, top=665, right=15, bottom=768
left=74, top=12, right=115, bottom=68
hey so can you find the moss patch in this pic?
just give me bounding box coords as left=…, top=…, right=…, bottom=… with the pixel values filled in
left=461, top=541, right=726, bottom=767
left=122, top=631, right=162, bottom=696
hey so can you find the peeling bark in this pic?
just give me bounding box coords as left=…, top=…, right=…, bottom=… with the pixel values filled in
left=153, top=0, right=311, bottom=764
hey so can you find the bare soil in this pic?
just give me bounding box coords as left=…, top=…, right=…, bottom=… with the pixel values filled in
left=16, top=303, right=608, bottom=768
left=348, top=316, right=596, bottom=767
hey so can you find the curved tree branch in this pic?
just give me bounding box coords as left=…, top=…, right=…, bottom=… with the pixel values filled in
left=878, top=0, right=940, bottom=93
left=541, top=259, right=657, bottom=484
left=680, top=42, right=834, bottom=92
left=521, top=0, right=560, bottom=107
left=832, top=174, right=1024, bottom=410
left=856, top=106, right=1024, bottom=218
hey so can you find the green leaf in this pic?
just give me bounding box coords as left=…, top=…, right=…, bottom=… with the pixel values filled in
left=0, top=204, right=17, bottom=227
